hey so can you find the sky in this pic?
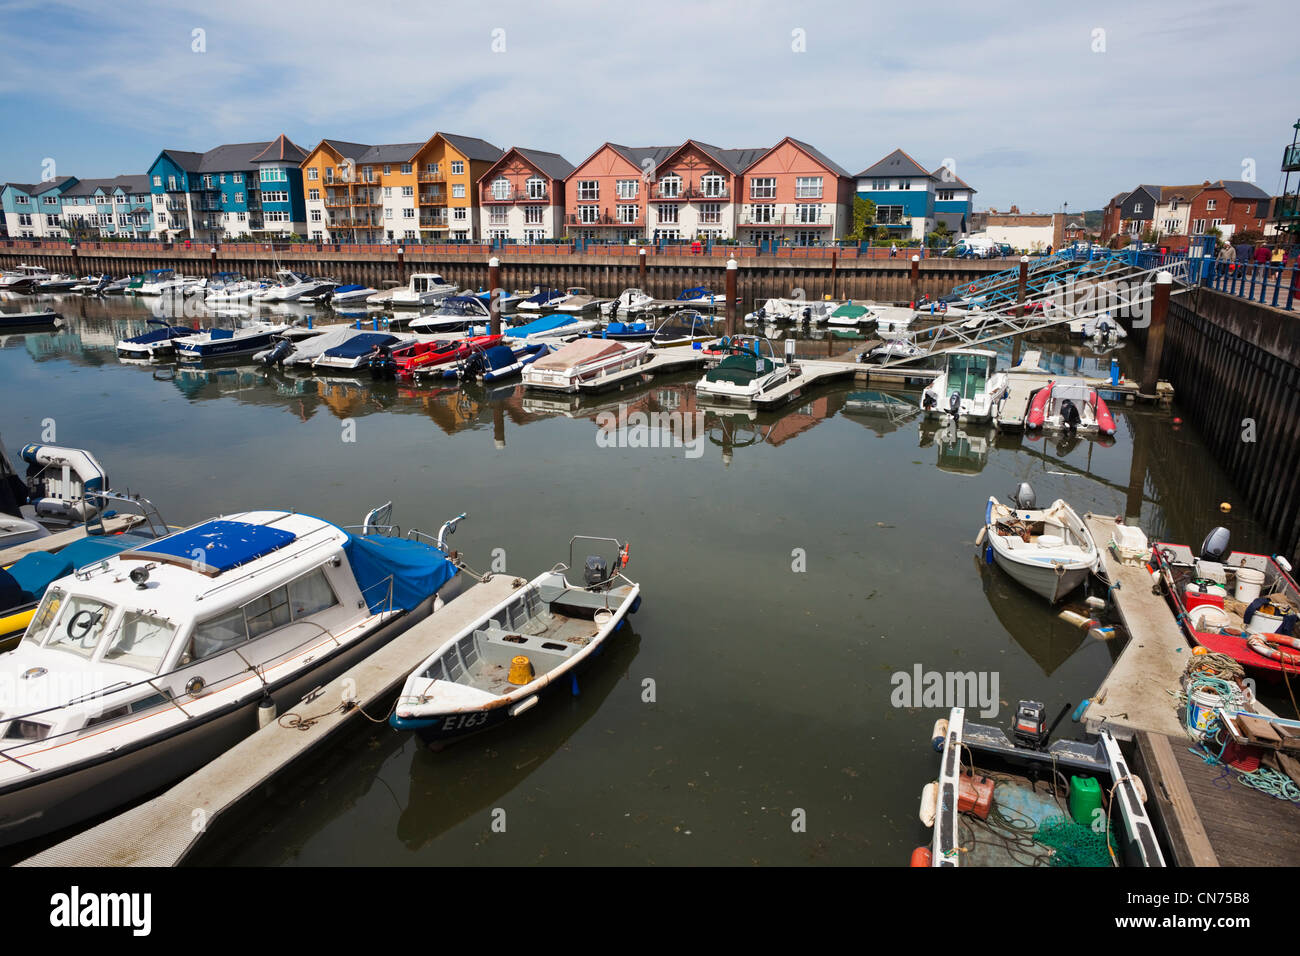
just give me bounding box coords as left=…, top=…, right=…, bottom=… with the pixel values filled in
left=0, top=0, right=1296, bottom=211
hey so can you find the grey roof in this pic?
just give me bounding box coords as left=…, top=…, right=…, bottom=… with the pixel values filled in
left=319, top=140, right=372, bottom=161
left=608, top=144, right=678, bottom=172
left=31, top=177, right=75, bottom=196
left=855, top=148, right=930, bottom=181
left=786, top=138, right=851, bottom=179
left=63, top=174, right=150, bottom=197
left=441, top=133, right=503, bottom=163
left=1133, top=184, right=1162, bottom=202
left=931, top=166, right=976, bottom=192
left=356, top=143, right=424, bottom=165
left=3, top=182, right=40, bottom=195
left=1214, top=179, right=1270, bottom=200
left=935, top=211, right=967, bottom=231
left=157, top=140, right=307, bottom=175
left=690, top=142, right=767, bottom=175
left=510, top=147, right=576, bottom=180
left=250, top=135, right=308, bottom=164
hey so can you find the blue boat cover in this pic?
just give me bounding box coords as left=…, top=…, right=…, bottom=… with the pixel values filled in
left=504, top=315, right=572, bottom=337
left=483, top=345, right=517, bottom=369
left=210, top=328, right=234, bottom=340
left=678, top=287, right=714, bottom=300
left=133, top=520, right=296, bottom=575
left=324, top=333, right=400, bottom=359
left=333, top=284, right=364, bottom=294
left=343, top=533, right=458, bottom=613
left=0, top=536, right=135, bottom=608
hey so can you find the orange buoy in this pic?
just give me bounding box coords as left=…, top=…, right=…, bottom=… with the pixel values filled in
left=1193, top=646, right=1209, bottom=656
left=910, top=846, right=932, bottom=867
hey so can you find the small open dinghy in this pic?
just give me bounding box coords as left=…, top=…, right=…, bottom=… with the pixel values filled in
left=391, top=536, right=640, bottom=746
left=917, top=703, right=1165, bottom=867
left=1026, top=378, right=1116, bottom=437
left=981, top=483, right=1099, bottom=603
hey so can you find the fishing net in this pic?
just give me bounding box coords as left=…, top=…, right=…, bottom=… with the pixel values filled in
left=1034, top=815, right=1112, bottom=867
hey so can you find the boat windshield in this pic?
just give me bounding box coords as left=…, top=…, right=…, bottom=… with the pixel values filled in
left=39, top=593, right=117, bottom=660
left=948, top=354, right=991, bottom=400
left=101, top=611, right=178, bottom=673
left=22, top=586, right=66, bottom=648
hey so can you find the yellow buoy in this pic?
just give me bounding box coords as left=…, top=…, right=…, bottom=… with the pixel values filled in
left=1193, top=646, right=1209, bottom=656
left=1220, top=502, right=1232, bottom=513
left=507, top=655, right=534, bottom=686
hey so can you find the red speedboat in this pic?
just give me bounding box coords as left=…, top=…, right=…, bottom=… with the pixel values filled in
left=1152, top=527, right=1300, bottom=679
left=386, top=335, right=502, bottom=377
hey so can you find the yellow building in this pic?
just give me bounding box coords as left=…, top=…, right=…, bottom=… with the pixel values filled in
left=300, top=134, right=501, bottom=243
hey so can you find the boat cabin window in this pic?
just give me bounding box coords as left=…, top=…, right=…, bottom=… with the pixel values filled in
left=102, top=611, right=178, bottom=672
left=40, top=594, right=116, bottom=660
left=181, top=569, right=339, bottom=665
left=949, top=354, right=992, bottom=399
left=23, top=586, right=66, bottom=648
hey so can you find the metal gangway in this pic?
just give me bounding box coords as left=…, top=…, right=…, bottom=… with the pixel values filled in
left=874, top=257, right=1194, bottom=369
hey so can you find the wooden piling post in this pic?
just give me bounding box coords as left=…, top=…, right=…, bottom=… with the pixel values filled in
left=1013, top=256, right=1029, bottom=366
left=909, top=254, right=919, bottom=306
left=725, top=257, right=738, bottom=336
left=1140, top=272, right=1172, bottom=398
left=638, top=247, right=646, bottom=288
left=488, top=256, right=501, bottom=335
left=830, top=250, right=838, bottom=300
left=69, top=244, right=79, bottom=276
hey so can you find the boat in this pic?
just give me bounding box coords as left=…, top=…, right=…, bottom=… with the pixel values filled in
left=484, top=314, right=597, bottom=343
left=1148, top=524, right=1300, bottom=680
left=470, top=288, right=525, bottom=315
left=827, top=303, right=873, bottom=327
left=842, top=390, right=920, bottom=436
left=743, top=297, right=835, bottom=325
left=1069, top=313, right=1128, bottom=344
left=0, top=503, right=468, bottom=847
left=255, top=326, right=380, bottom=369
left=0, top=266, right=52, bottom=294
left=601, top=288, right=654, bottom=316
left=694, top=337, right=795, bottom=406
left=379, top=334, right=503, bottom=378
left=101, top=275, right=137, bottom=295
left=174, top=322, right=296, bottom=362
left=139, top=270, right=203, bottom=296
left=312, top=332, right=408, bottom=371
left=587, top=315, right=655, bottom=341
left=870, top=305, right=919, bottom=335
left=920, top=349, right=1008, bottom=423
left=918, top=704, right=1165, bottom=867
left=516, top=288, right=568, bottom=313
left=860, top=339, right=924, bottom=364
left=330, top=284, right=380, bottom=306
left=555, top=288, right=605, bottom=314
left=34, top=274, right=80, bottom=293
left=1024, top=378, right=1116, bottom=437
left=389, top=273, right=458, bottom=308
left=981, top=483, right=1100, bottom=604
left=407, top=295, right=492, bottom=335
left=523, top=339, right=653, bottom=393
left=0, top=308, right=60, bottom=330
left=651, top=310, right=720, bottom=348
left=253, top=270, right=333, bottom=303
left=390, top=535, right=639, bottom=746
left=446, top=342, right=550, bottom=383
left=204, top=272, right=263, bottom=302
left=116, top=319, right=201, bottom=359
left=70, top=275, right=113, bottom=294
left=0, top=515, right=50, bottom=552
left=674, top=286, right=723, bottom=309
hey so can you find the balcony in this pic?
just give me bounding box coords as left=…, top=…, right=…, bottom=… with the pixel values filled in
left=420, top=217, right=449, bottom=229
left=352, top=196, right=382, bottom=207
left=418, top=172, right=446, bottom=184
left=737, top=208, right=835, bottom=227
left=418, top=191, right=446, bottom=205
left=566, top=212, right=640, bottom=226
left=651, top=184, right=730, bottom=201
left=484, top=188, right=550, bottom=204
left=1284, top=145, right=1300, bottom=172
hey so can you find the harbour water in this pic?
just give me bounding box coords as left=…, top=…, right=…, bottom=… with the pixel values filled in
left=0, top=293, right=1273, bottom=865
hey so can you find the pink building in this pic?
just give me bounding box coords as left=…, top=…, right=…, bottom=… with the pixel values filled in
left=478, top=147, right=575, bottom=243
left=737, top=137, right=855, bottom=244
left=565, top=143, right=673, bottom=242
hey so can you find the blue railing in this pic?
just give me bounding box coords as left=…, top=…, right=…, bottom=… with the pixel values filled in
left=1200, top=259, right=1298, bottom=311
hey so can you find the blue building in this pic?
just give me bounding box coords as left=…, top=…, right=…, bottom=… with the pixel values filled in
left=853, top=149, right=976, bottom=240
left=59, top=175, right=153, bottom=239
left=146, top=135, right=308, bottom=241
left=2, top=178, right=76, bottom=238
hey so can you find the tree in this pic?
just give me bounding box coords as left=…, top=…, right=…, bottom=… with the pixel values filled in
left=927, top=221, right=953, bottom=247
left=847, top=196, right=876, bottom=241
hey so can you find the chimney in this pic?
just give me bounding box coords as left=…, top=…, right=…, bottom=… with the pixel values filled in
left=1010, top=204, right=1019, bottom=215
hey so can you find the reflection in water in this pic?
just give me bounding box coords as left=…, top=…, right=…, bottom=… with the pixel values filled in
left=919, top=418, right=993, bottom=476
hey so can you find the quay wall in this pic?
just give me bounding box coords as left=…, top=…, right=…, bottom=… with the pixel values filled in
left=1154, top=288, right=1300, bottom=562
left=0, top=242, right=1007, bottom=304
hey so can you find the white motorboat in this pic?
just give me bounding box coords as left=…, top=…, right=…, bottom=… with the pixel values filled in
left=869, top=305, right=919, bottom=335
left=0, top=514, right=50, bottom=551
left=555, top=288, right=605, bottom=314
left=744, top=298, right=835, bottom=325
left=330, top=284, right=380, bottom=306
left=253, top=270, right=333, bottom=303
left=516, top=288, right=569, bottom=313
left=390, top=535, right=639, bottom=746
left=1069, top=313, right=1128, bottom=345
left=981, top=484, right=1100, bottom=603
left=312, top=331, right=416, bottom=371
left=0, top=505, right=468, bottom=847
left=408, top=295, right=492, bottom=335
left=860, top=340, right=924, bottom=364
left=204, top=272, right=263, bottom=302
left=34, top=274, right=79, bottom=293
left=0, top=265, right=51, bottom=294
left=523, top=338, right=652, bottom=393
left=390, top=273, right=458, bottom=308
left=650, top=310, right=721, bottom=348
left=174, top=321, right=300, bottom=362
left=695, top=337, right=794, bottom=405
left=70, top=275, right=113, bottom=294
left=827, top=303, right=873, bottom=327
left=601, top=288, right=654, bottom=316
left=116, top=319, right=201, bottom=359
left=140, top=271, right=203, bottom=296
left=920, top=349, right=1008, bottom=422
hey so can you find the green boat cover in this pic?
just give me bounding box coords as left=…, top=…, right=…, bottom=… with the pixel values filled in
left=705, top=353, right=775, bottom=384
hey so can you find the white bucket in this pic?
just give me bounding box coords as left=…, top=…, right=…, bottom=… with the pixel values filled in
left=1235, top=567, right=1265, bottom=604
left=1188, top=605, right=1232, bottom=632
left=1185, top=687, right=1224, bottom=738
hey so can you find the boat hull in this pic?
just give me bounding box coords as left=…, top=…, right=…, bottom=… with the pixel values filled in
left=989, top=549, right=1092, bottom=603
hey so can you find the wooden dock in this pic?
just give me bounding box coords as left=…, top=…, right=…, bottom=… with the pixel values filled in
left=18, top=574, right=522, bottom=867
left=1082, top=512, right=1190, bottom=741
left=994, top=351, right=1049, bottom=432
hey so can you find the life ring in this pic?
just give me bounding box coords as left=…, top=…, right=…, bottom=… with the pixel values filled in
left=967, top=284, right=977, bottom=293
left=1247, top=633, right=1300, bottom=667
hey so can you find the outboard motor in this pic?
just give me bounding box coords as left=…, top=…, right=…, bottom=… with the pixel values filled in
left=921, top=390, right=937, bottom=411
left=584, top=555, right=610, bottom=589
left=1013, top=700, right=1048, bottom=750
left=801, top=306, right=812, bottom=324
left=1060, top=398, right=1081, bottom=435
left=947, top=391, right=962, bottom=419
left=1200, top=526, right=1231, bottom=563
left=1096, top=318, right=1112, bottom=343
left=1009, top=482, right=1036, bottom=510
left=263, top=337, right=294, bottom=368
